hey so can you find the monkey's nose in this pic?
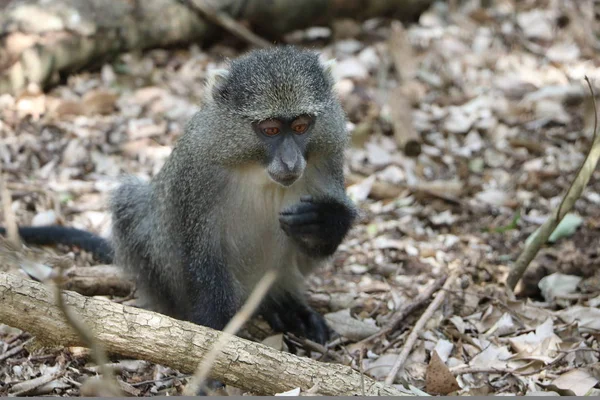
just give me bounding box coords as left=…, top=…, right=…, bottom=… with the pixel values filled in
left=281, top=152, right=298, bottom=173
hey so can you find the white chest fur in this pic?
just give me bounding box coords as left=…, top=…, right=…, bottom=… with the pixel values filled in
left=221, top=165, right=317, bottom=297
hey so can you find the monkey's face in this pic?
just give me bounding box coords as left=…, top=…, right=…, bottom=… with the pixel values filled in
left=252, top=114, right=314, bottom=187
left=203, top=46, right=347, bottom=178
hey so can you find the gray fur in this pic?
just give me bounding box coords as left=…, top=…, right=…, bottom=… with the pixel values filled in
left=110, top=46, right=355, bottom=333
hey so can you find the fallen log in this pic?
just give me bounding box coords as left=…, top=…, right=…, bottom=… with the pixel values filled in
left=0, top=0, right=435, bottom=94
left=0, top=271, right=409, bottom=396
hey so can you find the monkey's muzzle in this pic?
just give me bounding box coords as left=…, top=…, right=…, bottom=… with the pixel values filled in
left=269, top=172, right=301, bottom=187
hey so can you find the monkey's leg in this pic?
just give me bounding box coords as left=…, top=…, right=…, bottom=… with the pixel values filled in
left=260, top=291, right=330, bottom=345
left=279, top=195, right=356, bottom=257
left=180, top=256, right=240, bottom=396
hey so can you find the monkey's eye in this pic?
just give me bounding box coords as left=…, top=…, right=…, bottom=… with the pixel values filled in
left=257, top=119, right=282, bottom=136
left=291, top=115, right=312, bottom=134
left=264, top=127, right=280, bottom=136
left=292, top=123, right=308, bottom=133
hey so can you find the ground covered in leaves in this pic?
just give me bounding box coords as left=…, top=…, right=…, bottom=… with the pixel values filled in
left=2, top=0, right=600, bottom=396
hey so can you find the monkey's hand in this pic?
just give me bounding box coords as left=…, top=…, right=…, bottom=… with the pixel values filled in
left=279, top=195, right=355, bottom=258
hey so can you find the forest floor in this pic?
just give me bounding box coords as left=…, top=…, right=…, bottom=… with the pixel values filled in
left=1, top=0, right=600, bottom=396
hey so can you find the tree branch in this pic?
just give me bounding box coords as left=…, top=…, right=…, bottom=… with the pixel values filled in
left=507, top=78, right=600, bottom=290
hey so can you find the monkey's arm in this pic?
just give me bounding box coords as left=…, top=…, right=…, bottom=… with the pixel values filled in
left=279, top=194, right=356, bottom=258
left=0, top=226, right=113, bottom=264
left=274, top=194, right=355, bottom=344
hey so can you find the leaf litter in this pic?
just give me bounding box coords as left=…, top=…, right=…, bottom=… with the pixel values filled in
left=2, top=0, right=600, bottom=396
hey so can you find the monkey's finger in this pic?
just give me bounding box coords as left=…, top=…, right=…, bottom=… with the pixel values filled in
left=280, top=202, right=316, bottom=215
left=279, top=224, right=319, bottom=239
left=292, top=225, right=320, bottom=235
left=279, top=222, right=292, bottom=236
left=286, top=315, right=308, bottom=339
left=265, top=312, right=286, bottom=333
left=279, top=212, right=319, bottom=226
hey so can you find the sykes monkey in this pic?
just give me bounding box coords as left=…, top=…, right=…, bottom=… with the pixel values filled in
left=1, top=46, right=357, bottom=344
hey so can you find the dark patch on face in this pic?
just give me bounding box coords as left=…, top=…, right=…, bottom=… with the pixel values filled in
left=252, top=114, right=315, bottom=166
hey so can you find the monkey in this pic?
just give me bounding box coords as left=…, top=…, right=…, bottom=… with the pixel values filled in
left=0, top=46, right=357, bottom=345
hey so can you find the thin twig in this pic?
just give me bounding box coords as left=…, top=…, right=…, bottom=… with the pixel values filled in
left=0, top=337, right=34, bottom=362
left=384, top=270, right=459, bottom=385
left=507, top=77, right=600, bottom=289
left=359, top=347, right=366, bottom=396
left=51, top=257, right=122, bottom=396
left=1, top=166, right=20, bottom=247
left=183, top=269, right=278, bottom=395
left=286, top=333, right=346, bottom=363
left=183, top=0, right=272, bottom=48
left=6, top=332, right=29, bottom=345
left=131, top=374, right=191, bottom=388
left=357, top=275, right=447, bottom=346
left=6, top=182, right=48, bottom=194
left=9, top=371, right=65, bottom=396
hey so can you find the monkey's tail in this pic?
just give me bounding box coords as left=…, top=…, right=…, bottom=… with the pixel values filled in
left=0, top=226, right=114, bottom=264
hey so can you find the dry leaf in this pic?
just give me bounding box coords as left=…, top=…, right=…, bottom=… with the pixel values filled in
left=347, top=175, right=375, bottom=203
left=332, top=58, right=368, bottom=80
left=127, top=118, right=167, bottom=140
left=538, top=273, right=582, bottom=302
left=433, top=340, right=454, bottom=362
left=388, top=21, right=416, bottom=81
left=508, top=318, right=561, bottom=360
left=31, top=210, right=58, bottom=226
left=324, top=309, right=379, bottom=341
left=425, top=351, right=460, bottom=395
left=413, top=180, right=463, bottom=200
left=557, top=306, right=600, bottom=331
left=82, top=89, right=118, bottom=115
left=364, top=353, right=398, bottom=380
left=516, top=10, right=554, bottom=41
left=54, top=99, right=85, bottom=116
left=261, top=334, right=286, bottom=351
left=275, top=387, right=301, bottom=396
left=549, top=369, right=598, bottom=396
left=388, top=86, right=421, bottom=156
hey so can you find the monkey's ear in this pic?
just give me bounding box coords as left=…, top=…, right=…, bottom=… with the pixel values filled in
left=204, top=68, right=231, bottom=102
left=322, top=59, right=337, bottom=73
left=320, top=58, right=337, bottom=85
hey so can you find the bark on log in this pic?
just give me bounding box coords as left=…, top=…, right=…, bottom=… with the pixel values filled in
left=0, top=0, right=434, bottom=94
left=0, top=271, right=409, bottom=396
left=64, top=265, right=133, bottom=297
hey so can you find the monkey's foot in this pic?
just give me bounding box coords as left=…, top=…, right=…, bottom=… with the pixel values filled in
left=264, top=306, right=330, bottom=345
left=196, top=379, right=225, bottom=396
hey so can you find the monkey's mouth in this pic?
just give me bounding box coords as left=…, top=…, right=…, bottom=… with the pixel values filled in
left=269, top=172, right=300, bottom=187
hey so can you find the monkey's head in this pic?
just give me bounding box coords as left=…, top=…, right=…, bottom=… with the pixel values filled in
left=202, top=46, right=347, bottom=187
